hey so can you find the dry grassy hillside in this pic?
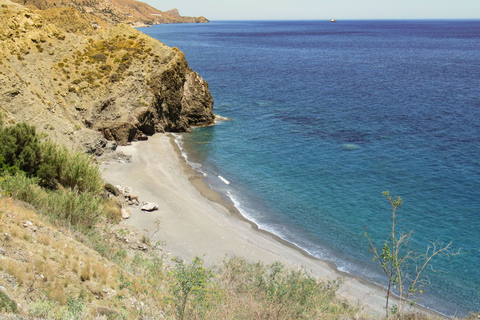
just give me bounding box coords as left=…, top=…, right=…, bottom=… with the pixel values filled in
left=0, top=196, right=175, bottom=318
left=0, top=0, right=214, bottom=154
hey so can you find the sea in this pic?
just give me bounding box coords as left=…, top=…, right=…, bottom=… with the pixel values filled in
left=139, top=20, right=480, bottom=317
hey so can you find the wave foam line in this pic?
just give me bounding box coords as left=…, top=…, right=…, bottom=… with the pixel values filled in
left=218, top=175, right=230, bottom=185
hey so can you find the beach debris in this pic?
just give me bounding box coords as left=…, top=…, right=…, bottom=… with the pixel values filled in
left=121, top=208, right=131, bottom=219
left=141, top=203, right=158, bottom=212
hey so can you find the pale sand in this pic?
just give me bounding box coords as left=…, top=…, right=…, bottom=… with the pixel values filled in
left=100, top=133, right=425, bottom=318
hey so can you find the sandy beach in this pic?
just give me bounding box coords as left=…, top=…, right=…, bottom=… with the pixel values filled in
left=101, top=133, right=420, bottom=318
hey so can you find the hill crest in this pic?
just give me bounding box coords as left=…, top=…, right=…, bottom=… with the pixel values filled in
left=11, top=0, right=209, bottom=27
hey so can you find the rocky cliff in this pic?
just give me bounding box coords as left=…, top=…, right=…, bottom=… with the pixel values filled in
left=0, top=0, right=214, bottom=154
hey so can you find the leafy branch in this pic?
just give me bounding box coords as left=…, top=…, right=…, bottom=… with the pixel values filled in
left=364, top=191, right=460, bottom=317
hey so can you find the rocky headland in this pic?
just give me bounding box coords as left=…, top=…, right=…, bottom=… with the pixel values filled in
left=0, top=0, right=214, bottom=155
left=11, top=0, right=209, bottom=27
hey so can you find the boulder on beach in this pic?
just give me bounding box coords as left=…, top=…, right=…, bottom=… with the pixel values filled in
left=141, top=203, right=159, bottom=212
left=121, top=208, right=131, bottom=219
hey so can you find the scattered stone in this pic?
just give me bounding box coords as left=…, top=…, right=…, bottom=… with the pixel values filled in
left=141, top=203, right=158, bottom=212
left=121, top=208, right=130, bottom=219
left=128, top=193, right=139, bottom=202
left=102, top=288, right=117, bottom=299
left=23, top=220, right=33, bottom=228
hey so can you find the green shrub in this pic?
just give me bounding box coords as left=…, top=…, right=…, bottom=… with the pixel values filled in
left=218, top=257, right=353, bottom=319
left=0, top=122, right=41, bottom=175
left=0, top=289, right=17, bottom=313
left=67, top=295, right=85, bottom=320
left=0, top=122, right=101, bottom=194
left=171, top=256, right=214, bottom=320
left=38, top=140, right=102, bottom=193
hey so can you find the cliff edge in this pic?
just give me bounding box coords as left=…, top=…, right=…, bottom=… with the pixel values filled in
left=0, top=0, right=214, bottom=153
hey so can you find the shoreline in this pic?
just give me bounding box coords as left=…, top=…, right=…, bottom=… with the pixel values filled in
left=101, top=133, right=440, bottom=318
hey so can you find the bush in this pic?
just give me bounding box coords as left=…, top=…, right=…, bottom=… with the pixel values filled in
left=0, top=122, right=102, bottom=193
left=217, top=257, right=353, bottom=319
left=0, top=122, right=104, bottom=229
left=171, top=256, right=214, bottom=320
left=0, top=122, right=41, bottom=175
left=38, top=141, right=102, bottom=193
left=0, top=289, right=17, bottom=313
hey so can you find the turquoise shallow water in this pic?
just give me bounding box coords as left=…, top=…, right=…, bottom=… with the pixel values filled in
left=140, top=20, right=480, bottom=316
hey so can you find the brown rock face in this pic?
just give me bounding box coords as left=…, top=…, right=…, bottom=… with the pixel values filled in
left=0, top=0, right=214, bottom=152
left=89, top=44, right=214, bottom=146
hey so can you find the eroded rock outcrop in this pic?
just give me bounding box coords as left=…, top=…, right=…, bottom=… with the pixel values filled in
left=0, top=0, right=214, bottom=153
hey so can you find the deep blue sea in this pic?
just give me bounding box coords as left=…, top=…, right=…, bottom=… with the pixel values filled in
left=139, top=20, right=480, bottom=316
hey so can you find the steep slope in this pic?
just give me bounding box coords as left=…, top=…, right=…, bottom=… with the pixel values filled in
left=0, top=196, right=171, bottom=318
left=0, top=0, right=214, bottom=153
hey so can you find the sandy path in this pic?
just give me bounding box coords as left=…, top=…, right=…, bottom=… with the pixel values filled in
left=101, top=133, right=421, bottom=318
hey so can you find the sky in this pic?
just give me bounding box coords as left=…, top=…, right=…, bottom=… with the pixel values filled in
left=143, top=0, right=480, bottom=20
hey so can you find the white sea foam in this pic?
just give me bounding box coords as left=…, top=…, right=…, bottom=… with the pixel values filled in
left=226, top=191, right=262, bottom=226
left=214, top=114, right=231, bottom=123
left=225, top=190, right=368, bottom=280
left=218, top=175, right=230, bottom=185
left=173, top=133, right=207, bottom=176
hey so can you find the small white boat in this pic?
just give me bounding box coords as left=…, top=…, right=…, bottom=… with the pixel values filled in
left=330, top=18, right=337, bottom=22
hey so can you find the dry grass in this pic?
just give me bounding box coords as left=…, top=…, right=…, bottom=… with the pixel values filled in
left=92, top=261, right=111, bottom=285
left=1, top=197, right=473, bottom=319
left=104, top=196, right=123, bottom=222
left=0, top=197, right=123, bottom=316
left=80, top=257, right=91, bottom=282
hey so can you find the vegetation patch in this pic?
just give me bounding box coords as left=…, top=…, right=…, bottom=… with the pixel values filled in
left=0, top=289, right=17, bottom=313
left=0, top=120, right=104, bottom=228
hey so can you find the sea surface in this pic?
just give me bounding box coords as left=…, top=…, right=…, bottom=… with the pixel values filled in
left=139, top=20, right=480, bottom=316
